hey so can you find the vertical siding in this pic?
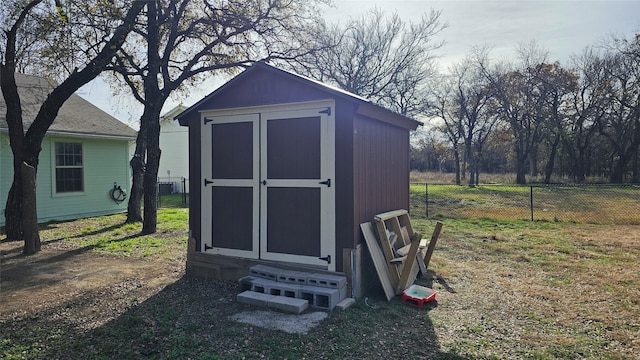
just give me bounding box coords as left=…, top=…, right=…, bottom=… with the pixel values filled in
left=188, top=119, right=202, bottom=248
left=159, top=119, right=189, bottom=181
left=334, top=100, right=356, bottom=271
left=352, top=114, right=410, bottom=246
left=0, top=134, right=131, bottom=226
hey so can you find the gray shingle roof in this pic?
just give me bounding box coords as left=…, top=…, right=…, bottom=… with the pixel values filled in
left=0, top=74, right=137, bottom=140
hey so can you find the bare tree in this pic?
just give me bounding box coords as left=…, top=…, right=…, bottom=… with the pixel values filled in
left=289, top=7, right=446, bottom=117
left=428, top=74, right=464, bottom=184
left=478, top=42, right=553, bottom=184
left=596, top=37, right=640, bottom=183
left=1, top=0, right=144, bottom=252
left=110, top=0, right=329, bottom=234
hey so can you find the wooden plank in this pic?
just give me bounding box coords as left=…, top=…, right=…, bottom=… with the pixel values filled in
left=388, top=217, right=405, bottom=246
left=374, top=209, right=408, bottom=221
left=374, top=220, right=400, bottom=285
left=396, top=234, right=421, bottom=294
left=360, top=222, right=396, bottom=301
left=423, top=221, right=444, bottom=270
left=398, top=213, right=416, bottom=240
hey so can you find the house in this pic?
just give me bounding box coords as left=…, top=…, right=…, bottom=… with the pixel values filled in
left=156, top=104, right=189, bottom=194
left=175, top=62, right=420, bottom=297
left=0, top=74, right=137, bottom=227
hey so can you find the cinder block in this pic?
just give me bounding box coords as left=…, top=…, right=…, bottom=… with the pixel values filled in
left=307, top=273, right=347, bottom=290
left=276, top=269, right=309, bottom=285
left=335, top=297, right=356, bottom=310
left=236, top=290, right=275, bottom=307
left=268, top=296, right=309, bottom=314
left=268, top=281, right=301, bottom=298
left=249, top=264, right=280, bottom=281
left=249, top=277, right=277, bottom=294
left=238, top=276, right=257, bottom=292
left=299, top=285, right=341, bottom=310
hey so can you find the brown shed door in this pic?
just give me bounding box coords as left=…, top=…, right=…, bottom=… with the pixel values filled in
left=201, top=113, right=260, bottom=259
left=201, top=103, right=335, bottom=271
left=260, top=107, right=335, bottom=270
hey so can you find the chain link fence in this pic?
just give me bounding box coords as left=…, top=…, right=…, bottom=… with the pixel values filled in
left=410, top=183, right=640, bottom=225
left=157, top=177, right=189, bottom=208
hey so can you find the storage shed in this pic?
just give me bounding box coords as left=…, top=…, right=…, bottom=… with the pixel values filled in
left=176, top=62, right=420, bottom=296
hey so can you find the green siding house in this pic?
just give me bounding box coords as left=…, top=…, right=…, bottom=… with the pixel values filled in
left=0, top=74, right=136, bottom=227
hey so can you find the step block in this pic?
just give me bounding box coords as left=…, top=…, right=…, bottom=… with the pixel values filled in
left=241, top=276, right=300, bottom=298
left=237, top=291, right=309, bottom=314
left=275, top=269, right=309, bottom=285
left=269, top=296, right=309, bottom=314
left=249, top=264, right=280, bottom=281
left=298, top=285, right=341, bottom=310
left=307, top=273, right=347, bottom=290
left=237, top=290, right=274, bottom=307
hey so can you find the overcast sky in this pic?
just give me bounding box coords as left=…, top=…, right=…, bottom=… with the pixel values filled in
left=79, top=0, right=640, bottom=127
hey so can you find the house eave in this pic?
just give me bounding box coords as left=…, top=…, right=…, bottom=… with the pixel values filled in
left=0, top=128, right=136, bottom=141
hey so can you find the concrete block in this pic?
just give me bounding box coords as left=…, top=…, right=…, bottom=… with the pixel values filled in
left=249, top=264, right=280, bottom=281
left=335, top=298, right=356, bottom=310
left=299, top=285, right=341, bottom=310
left=276, top=269, right=309, bottom=285
left=268, top=296, right=309, bottom=314
left=236, top=290, right=274, bottom=307
left=307, top=273, right=347, bottom=290
left=238, top=276, right=257, bottom=292
left=268, top=282, right=301, bottom=298
left=249, top=277, right=277, bottom=294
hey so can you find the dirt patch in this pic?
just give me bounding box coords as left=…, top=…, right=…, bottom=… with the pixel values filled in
left=0, top=240, right=183, bottom=319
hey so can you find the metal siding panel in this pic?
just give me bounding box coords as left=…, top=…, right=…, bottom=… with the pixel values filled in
left=189, top=119, right=202, bottom=249
left=353, top=115, right=411, bottom=246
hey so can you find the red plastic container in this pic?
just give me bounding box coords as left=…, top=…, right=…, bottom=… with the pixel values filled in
left=402, top=284, right=437, bottom=308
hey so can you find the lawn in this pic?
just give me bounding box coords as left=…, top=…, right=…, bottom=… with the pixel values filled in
left=1, top=207, right=639, bottom=359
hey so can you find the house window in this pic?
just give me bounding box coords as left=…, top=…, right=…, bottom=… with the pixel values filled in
left=55, top=142, right=84, bottom=193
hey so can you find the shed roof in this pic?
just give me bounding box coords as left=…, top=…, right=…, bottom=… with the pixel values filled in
left=0, top=74, right=137, bottom=140
left=176, top=62, right=421, bottom=131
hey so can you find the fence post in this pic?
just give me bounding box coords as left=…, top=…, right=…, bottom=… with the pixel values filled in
left=425, top=183, right=429, bottom=218
left=182, top=177, right=187, bottom=207
left=530, top=185, right=534, bottom=221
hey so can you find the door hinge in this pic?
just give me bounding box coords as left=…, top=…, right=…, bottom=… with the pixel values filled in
left=319, top=178, right=331, bottom=187
left=204, top=243, right=213, bottom=251
left=319, top=107, right=331, bottom=115
left=204, top=178, right=213, bottom=186
left=204, top=118, right=213, bottom=124
left=319, top=255, right=331, bottom=264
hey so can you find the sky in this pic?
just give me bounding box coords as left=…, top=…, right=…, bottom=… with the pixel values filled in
left=78, top=0, right=640, bottom=128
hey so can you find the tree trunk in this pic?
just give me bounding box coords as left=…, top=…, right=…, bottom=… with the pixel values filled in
left=610, top=157, right=626, bottom=183
left=515, top=151, right=527, bottom=185
left=4, top=180, right=24, bottom=240
left=21, top=162, right=40, bottom=254
left=453, top=149, right=461, bottom=185
left=126, top=124, right=147, bottom=223
left=544, top=135, right=560, bottom=184
left=142, top=120, right=161, bottom=234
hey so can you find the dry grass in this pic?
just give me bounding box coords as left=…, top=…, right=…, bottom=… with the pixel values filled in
left=1, top=209, right=639, bottom=359
left=412, top=218, right=640, bottom=359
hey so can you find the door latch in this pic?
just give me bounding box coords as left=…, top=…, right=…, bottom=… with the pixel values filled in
left=318, top=255, right=331, bottom=264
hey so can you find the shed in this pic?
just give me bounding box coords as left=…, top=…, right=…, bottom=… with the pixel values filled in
left=176, top=62, right=420, bottom=296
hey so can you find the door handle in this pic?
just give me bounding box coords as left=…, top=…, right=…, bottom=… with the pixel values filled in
left=262, top=180, right=267, bottom=185
left=319, top=179, right=331, bottom=187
